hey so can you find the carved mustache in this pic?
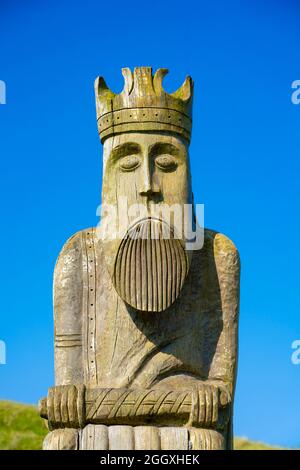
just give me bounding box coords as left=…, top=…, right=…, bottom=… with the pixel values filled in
left=113, top=218, right=188, bottom=312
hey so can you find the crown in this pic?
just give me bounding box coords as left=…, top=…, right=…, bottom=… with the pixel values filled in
left=94, top=67, right=193, bottom=143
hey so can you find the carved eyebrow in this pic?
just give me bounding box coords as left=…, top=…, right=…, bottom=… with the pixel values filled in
left=110, top=142, right=141, bottom=161
left=149, top=142, right=182, bottom=157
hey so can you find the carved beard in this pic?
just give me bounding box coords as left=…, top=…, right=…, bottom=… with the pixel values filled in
left=112, top=218, right=189, bottom=312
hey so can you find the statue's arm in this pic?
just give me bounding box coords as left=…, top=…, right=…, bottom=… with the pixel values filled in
left=53, top=230, right=86, bottom=385
left=208, top=231, right=240, bottom=398
left=41, top=230, right=88, bottom=448
left=198, top=231, right=240, bottom=448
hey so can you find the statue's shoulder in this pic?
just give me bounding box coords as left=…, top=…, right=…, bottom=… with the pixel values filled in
left=54, top=227, right=100, bottom=298
left=55, top=227, right=96, bottom=270
left=203, top=228, right=240, bottom=270
left=57, top=227, right=94, bottom=253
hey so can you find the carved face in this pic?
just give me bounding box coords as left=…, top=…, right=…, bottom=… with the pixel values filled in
left=102, top=132, right=191, bottom=208
left=99, top=132, right=193, bottom=312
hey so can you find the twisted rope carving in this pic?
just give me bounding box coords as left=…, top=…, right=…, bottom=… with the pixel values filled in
left=86, top=388, right=192, bottom=425
left=40, top=385, right=230, bottom=429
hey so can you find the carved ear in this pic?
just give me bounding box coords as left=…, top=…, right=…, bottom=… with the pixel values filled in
left=121, top=68, right=134, bottom=95
left=170, top=76, right=193, bottom=102
left=153, top=68, right=169, bottom=94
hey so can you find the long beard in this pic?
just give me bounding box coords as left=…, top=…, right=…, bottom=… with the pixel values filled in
left=112, top=218, right=189, bottom=312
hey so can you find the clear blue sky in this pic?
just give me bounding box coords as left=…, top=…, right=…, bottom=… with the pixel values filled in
left=1, top=0, right=300, bottom=448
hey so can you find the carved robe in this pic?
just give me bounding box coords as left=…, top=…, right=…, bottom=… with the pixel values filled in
left=43, top=227, right=240, bottom=450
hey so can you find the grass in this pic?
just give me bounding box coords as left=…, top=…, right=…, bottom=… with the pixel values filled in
left=0, top=400, right=286, bottom=450
left=0, top=400, right=48, bottom=450
left=234, top=437, right=283, bottom=450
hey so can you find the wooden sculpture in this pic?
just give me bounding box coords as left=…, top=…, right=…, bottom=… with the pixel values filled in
left=40, top=67, right=240, bottom=450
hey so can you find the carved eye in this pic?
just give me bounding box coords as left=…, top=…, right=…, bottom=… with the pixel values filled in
left=155, top=155, right=178, bottom=172
left=119, top=155, right=140, bottom=171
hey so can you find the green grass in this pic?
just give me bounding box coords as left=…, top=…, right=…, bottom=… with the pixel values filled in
left=234, top=437, right=283, bottom=450
left=0, top=400, right=48, bottom=450
left=0, top=400, right=287, bottom=450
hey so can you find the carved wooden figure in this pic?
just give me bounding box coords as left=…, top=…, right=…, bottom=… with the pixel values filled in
left=39, top=67, right=240, bottom=450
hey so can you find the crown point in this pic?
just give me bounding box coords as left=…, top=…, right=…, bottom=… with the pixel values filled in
left=133, top=66, right=152, bottom=74
left=132, top=67, right=155, bottom=96
left=121, top=68, right=134, bottom=95
left=94, top=76, right=109, bottom=93
left=171, top=75, right=193, bottom=102
left=94, top=76, right=116, bottom=102
left=153, top=68, right=169, bottom=94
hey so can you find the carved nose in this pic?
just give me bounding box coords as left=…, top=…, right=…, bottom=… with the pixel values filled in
left=139, top=181, right=160, bottom=197
left=139, top=159, right=160, bottom=197
left=140, top=187, right=156, bottom=197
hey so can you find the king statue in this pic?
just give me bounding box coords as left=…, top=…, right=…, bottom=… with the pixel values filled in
left=39, top=67, right=240, bottom=450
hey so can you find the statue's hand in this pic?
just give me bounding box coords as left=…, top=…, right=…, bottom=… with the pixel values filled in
left=39, top=384, right=86, bottom=430
left=191, top=383, right=231, bottom=428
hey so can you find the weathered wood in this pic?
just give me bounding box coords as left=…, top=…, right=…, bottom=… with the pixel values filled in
left=134, top=426, right=161, bottom=450
left=108, top=426, right=134, bottom=450
left=189, top=428, right=225, bottom=450
left=43, top=429, right=78, bottom=450
left=80, top=424, right=108, bottom=450
left=160, top=427, right=189, bottom=450
left=40, top=67, right=240, bottom=450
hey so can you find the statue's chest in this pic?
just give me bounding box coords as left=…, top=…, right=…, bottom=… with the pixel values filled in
left=80, top=231, right=222, bottom=388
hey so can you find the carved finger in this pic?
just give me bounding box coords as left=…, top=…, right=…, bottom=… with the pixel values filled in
left=38, top=397, right=48, bottom=419
left=53, top=386, right=63, bottom=425
left=205, top=386, right=212, bottom=425
left=198, top=386, right=206, bottom=426
left=219, top=388, right=231, bottom=408
left=212, top=386, right=219, bottom=426
left=190, top=389, right=199, bottom=427
left=60, top=386, right=69, bottom=426
left=67, top=385, right=78, bottom=427
left=76, top=384, right=86, bottom=428
left=47, top=387, right=55, bottom=430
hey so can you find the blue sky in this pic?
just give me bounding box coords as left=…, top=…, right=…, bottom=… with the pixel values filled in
left=1, top=0, right=300, bottom=448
